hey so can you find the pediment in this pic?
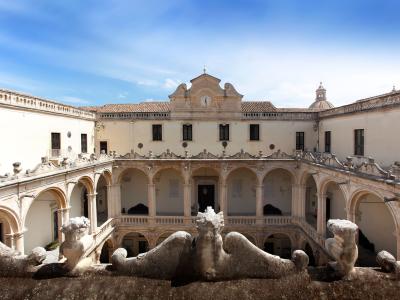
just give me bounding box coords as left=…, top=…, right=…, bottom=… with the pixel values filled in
left=169, top=73, right=243, bottom=116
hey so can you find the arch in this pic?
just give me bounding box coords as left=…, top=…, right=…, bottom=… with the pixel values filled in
left=70, top=180, right=90, bottom=219
left=320, top=180, right=347, bottom=226
left=192, top=167, right=220, bottom=214
left=262, top=168, right=294, bottom=216
left=31, top=187, right=67, bottom=210
left=96, top=174, right=109, bottom=225
left=226, top=167, right=257, bottom=216
left=0, top=205, right=21, bottom=234
left=191, top=165, right=220, bottom=177
left=155, top=168, right=184, bottom=216
left=99, top=238, right=114, bottom=263
left=225, top=166, right=259, bottom=184
left=96, top=169, right=112, bottom=188
left=299, top=170, right=318, bottom=188
left=120, top=168, right=149, bottom=215
left=304, top=242, right=316, bottom=266
left=117, top=167, right=150, bottom=185
left=76, top=176, right=95, bottom=195
left=121, top=232, right=149, bottom=257
left=263, top=167, right=297, bottom=184
left=263, top=233, right=292, bottom=259
left=349, top=189, right=398, bottom=264
left=305, top=174, right=318, bottom=228
left=24, top=187, right=67, bottom=253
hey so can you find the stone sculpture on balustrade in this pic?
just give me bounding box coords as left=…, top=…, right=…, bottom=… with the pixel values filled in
left=112, top=207, right=309, bottom=280
left=325, top=219, right=358, bottom=279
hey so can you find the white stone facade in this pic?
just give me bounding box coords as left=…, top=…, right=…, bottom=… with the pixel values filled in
left=0, top=73, right=399, bottom=267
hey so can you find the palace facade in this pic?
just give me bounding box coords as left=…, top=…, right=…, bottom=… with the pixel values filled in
left=0, top=73, right=399, bottom=266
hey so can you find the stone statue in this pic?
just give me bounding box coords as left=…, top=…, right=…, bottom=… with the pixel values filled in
left=0, top=241, right=47, bottom=277
left=59, top=217, right=94, bottom=275
left=112, top=207, right=308, bottom=281
left=376, top=250, right=400, bottom=278
left=325, top=219, right=358, bottom=279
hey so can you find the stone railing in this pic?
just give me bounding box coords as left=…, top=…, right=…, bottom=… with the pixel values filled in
left=242, top=111, right=318, bottom=121
left=296, top=150, right=400, bottom=183
left=292, top=217, right=325, bottom=247
left=99, top=112, right=170, bottom=120
left=117, top=149, right=293, bottom=161
left=0, top=153, right=113, bottom=185
left=226, top=216, right=257, bottom=226
left=84, top=218, right=118, bottom=257
left=319, top=90, right=400, bottom=119
left=263, top=215, right=292, bottom=225
left=0, top=88, right=95, bottom=120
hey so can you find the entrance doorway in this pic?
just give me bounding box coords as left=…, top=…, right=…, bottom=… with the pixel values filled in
left=198, top=185, right=215, bottom=212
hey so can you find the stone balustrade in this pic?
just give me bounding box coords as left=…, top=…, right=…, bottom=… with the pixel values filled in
left=0, top=154, right=113, bottom=185
left=0, top=88, right=95, bottom=120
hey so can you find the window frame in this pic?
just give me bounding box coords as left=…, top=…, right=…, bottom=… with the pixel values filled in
left=182, top=124, right=192, bottom=141
left=99, top=141, right=108, bottom=154
left=249, top=124, right=260, bottom=141
left=152, top=124, right=163, bottom=141
left=354, top=129, right=364, bottom=156
left=81, top=133, right=88, bottom=153
left=324, top=131, right=331, bottom=153
left=296, top=131, right=305, bottom=151
left=219, top=124, right=230, bottom=141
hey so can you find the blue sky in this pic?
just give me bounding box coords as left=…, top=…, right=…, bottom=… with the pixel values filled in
left=0, top=0, right=399, bottom=107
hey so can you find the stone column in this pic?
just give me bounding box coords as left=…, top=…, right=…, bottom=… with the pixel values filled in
left=317, top=193, right=327, bottom=236
left=256, top=184, right=264, bottom=224
left=14, top=232, right=24, bottom=254
left=88, top=192, right=98, bottom=234
left=298, top=185, right=306, bottom=218
left=106, top=184, right=112, bottom=219
left=219, top=177, right=228, bottom=216
left=291, top=184, right=299, bottom=217
left=148, top=183, right=156, bottom=225
left=58, top=207, right=70, bottom=241
left=111, top=184, right=121, bottom=218
left=183, top=182, right=192, bottom=224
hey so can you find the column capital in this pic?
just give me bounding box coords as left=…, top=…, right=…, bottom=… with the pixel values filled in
left=87, top=192, right=98, bottom=198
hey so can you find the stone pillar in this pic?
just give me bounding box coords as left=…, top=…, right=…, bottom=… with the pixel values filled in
left=111, top=184, right=121, bottom=217
left=298, top=185, right=306, bottom=218
left=256, top=184, right=264, bottom=224
left=291, top=184, right=299, bottom=217
left=219, top=177, right=228, bottom=216
left=88, top=192, right=98, bottom=234
left=58, top=207, right=70, bottom=242
left=317, top=193, right=327, bottom=236
left=14, top=232, right=24, bottom=254
left=148, top=183, right=156, bottom=225
left=183, top=182, right=192, bottom=223
left=106, top=184, right=112, bottom=219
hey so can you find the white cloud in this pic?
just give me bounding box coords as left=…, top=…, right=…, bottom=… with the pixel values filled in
left=61, top=96, right=91, bottom=105
left=163, top=78, right=180, bottom=89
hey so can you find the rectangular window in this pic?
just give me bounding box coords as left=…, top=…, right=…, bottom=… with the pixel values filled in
left=51, top=132, right=61, bottom=157
left=296, top=132, right=305, bottom=151
left=100, top=141, right=108, bottom=154
left=324, top=131, right=331, bottom=153
left=182, top=124, right=192, bottom=141
left=152, top=124, right=162, bottom=141
left=354, top=129, right=364, bottom=156
left=249, top=124, right=260, bottom=141
left=81, top=134, right=88, bottom=153
left=219, top=124, right=229, bottom=141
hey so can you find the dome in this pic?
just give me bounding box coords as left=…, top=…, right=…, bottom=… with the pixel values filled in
left=309, top=82, right=334, bottom=109
left=309, top=99, right=334, bottom=109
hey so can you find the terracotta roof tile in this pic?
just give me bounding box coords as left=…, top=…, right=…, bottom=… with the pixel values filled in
left=92, top=102, right=171, bottom=113
left=241, top=101, right=277, bottom=112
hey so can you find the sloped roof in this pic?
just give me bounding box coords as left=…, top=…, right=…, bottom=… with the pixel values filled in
left=241, top=101, right=277, bottom=112
left=82, top=102, right=171, bottom=113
